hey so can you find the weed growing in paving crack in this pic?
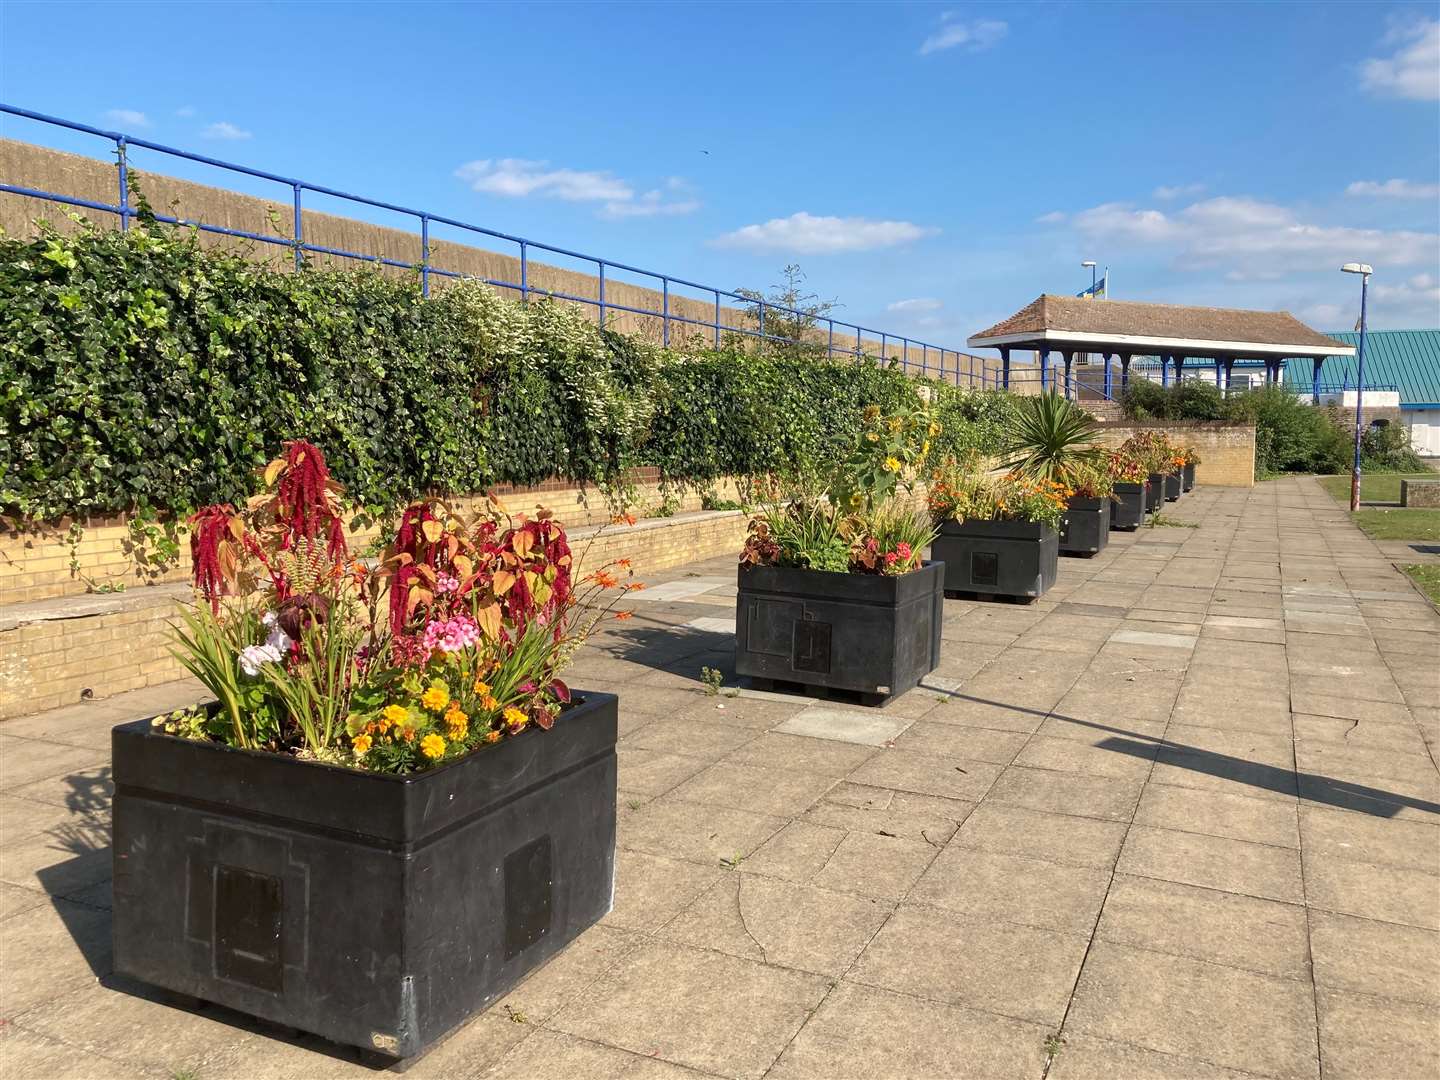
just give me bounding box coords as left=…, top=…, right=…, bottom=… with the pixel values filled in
left=1043, top=1033, right=1065, bottom=1060
left=701, top=667, right=725, bottom=695
left=1147, top=514, right=1197, bottom=528
left=503, top=1005, right=528, bottom=1024
left=720, top=851, right=745, bottom=870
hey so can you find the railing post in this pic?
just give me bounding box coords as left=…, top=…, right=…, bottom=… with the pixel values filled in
left=599, top=262, right=607, bottom=329
left=713, top=290, right=720, bottom=348
left=420, top=215, right=430, bottom=297
left=827, top=319, right=834, bottom=360
left=520, top=241, right=528, bottom=301
left=758, top=300, right=765, bottom=344
left=881, top=333, right=887, bottom=364
left=116, top=136, right=129, bottom=232
left=662, top=278, right=670, bottom=347
left=291, top=183, right=303, bottom=270
left=921, top=343, right=927, bottom=377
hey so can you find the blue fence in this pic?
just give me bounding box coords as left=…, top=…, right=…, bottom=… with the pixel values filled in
left=0, top=103, right=1008, bottom=387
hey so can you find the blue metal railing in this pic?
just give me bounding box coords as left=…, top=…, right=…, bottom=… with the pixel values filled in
left=0, top=102, right=1001, bottom=386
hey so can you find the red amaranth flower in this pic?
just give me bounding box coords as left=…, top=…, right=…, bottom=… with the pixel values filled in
left=188, top=504, right=238, bottom=614
left=273, top=440, right=347, bottom=558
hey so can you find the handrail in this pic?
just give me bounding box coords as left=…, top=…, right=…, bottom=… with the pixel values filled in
left=0, top=102, right=996, bottom=385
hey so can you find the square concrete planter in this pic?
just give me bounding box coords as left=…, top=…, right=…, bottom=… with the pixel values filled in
left=1110, top=483, right=1147, bottom=530
left=735, top=562, right=943, bottom=704
left=1183, top=462, right=1196, bottom=491
left=112, top=693, right=618, bottom=1063
left=931, top=519, right=1058, bottom=601
left=1060, top=496, right=1110, bottom=557
left=1145, top=473, right=1165, bottom=512
left=1164, top=471, right=1182, bottom=501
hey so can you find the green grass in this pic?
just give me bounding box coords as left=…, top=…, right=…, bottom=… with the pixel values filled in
left=1316, top=472, right=1435, bottom=505
left=1402, top=564, right=1440, bottom=605
left=1349, top=509, right=1440, bottom=542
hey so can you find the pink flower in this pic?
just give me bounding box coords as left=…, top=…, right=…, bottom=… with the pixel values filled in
left=884, top=551, right=898, bottom=566
left=436, top=572, right=460, bottom=594
left=420, top=614, right=480, bottom=653
left=895, top=542, right=913, bottom=560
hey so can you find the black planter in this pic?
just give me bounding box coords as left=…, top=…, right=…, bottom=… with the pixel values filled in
left=931, top=518, right=1058, bottom=601
left=735, top=561, right=943, bottom=702
left=1183, top=462, right=1196, bottom=491
left=112, top=693, right=618, bottom=1062
left=1164, top=472, right=1182, bottom=501
left=1060, top=496, right=1110, bottom=556
left=1145, top=473, right=1164, bottom=512
left=1110, top=483, right=1147, bottom=530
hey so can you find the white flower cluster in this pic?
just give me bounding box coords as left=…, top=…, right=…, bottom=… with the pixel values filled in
left=239, top=612, right=294, bottom=677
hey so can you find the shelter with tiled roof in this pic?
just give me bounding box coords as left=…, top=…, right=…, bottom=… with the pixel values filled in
left=968, top=295, right=1355, bottom=398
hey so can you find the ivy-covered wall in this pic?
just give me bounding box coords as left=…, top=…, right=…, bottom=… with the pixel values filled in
left=0, top=223, right=1015, bottom=523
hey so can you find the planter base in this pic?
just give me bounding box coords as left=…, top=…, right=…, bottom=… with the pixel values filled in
left=735, top=562, right=943, bottom=704
left=1110, top=484, right=1146, bottom=531
left=1060, top=498, right=1110, bottom=557
left=931, top=519, right=1058, bottom=600
left=112, top=693, right=618, bottom=1062
left=1164, top=473, right=1182, bottom=501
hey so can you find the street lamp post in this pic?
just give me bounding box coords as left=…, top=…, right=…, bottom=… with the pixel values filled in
left=1082, top=260, right=1097, bottom=295
left=1341, top=263, right=1373, bottom=513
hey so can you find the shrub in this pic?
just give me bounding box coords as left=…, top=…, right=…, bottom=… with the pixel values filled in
left=1222, top=386, right=1349, bottom=475
left=1121, top=379, right=1224, bottom=421
left=1359, top=421, right=1425, bottom=472
left=1, top=221, right=1005, bottom=523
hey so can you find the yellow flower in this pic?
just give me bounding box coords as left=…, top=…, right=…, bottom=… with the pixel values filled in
left=481, top=694, right=498, bottom=711
left=381, top=704, right=408, bottom=729
left=420, top=733, right=447, bottom=760
left=503, top=706, right=528, bottom=732
left=445, top=705, right=469, bottom=740
left=420, top=682, right=450, bottom=712
left=865, top=432, right=879, bottom=443
left=928, top=422, right=941, bottom=436
left=472, top=679, right=491, bottom=696
left=351, top=733, right=372, bottom=756
left=883, top=456, right=901, bottom=473
left=921, top=440, right=931, bottom=455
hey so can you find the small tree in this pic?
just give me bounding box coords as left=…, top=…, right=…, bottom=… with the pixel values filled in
left=734, top=264, right=839, bottom=360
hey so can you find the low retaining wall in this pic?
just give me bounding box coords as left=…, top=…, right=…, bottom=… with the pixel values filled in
left=0, top=474, right=742, bottom=607
left=0, top=507, right=748, bottom=720
left=1093, top=421, right=1256, bottom=488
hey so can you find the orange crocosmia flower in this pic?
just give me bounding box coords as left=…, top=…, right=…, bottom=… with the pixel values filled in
left=590, top=570, right=619, bottom=589
left=615, top=558, right=632, bottom=569
left=613, top=611, right=634, bottom=620
left=625, top=582, right=646, bottom=592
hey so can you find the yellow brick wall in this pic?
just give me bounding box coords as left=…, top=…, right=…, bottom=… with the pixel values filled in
left=0, top=510, right=748, bottom=720
left=1092, top=422, right=1256, bottom=488
left=0, top=477, right=743, bottom=607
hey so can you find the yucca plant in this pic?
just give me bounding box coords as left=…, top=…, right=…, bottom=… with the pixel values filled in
left=1000, top=392, right=1104, bottom=484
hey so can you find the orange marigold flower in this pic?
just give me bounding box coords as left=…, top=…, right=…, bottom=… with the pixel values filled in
left=351, top=734, right=372, bottom=756
left=484, top=730, right=502, bottom=744
left=420, top=733, right=446, bottom=760
left=481, top=694, right=498, bottom=711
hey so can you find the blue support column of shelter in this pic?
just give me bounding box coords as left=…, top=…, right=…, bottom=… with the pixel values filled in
left=1039, top=348, right=1048, bottom=392
left=1312, top=357, right=1325, bottom=404
left=1120, top=354, right=1131, bottom=393
left=1063, top=351, right=1074, bottom=400
left=1104, top=353, right=1114, bottom=398
left=1224, top=358, right=1235, bottom=394
left=1161, top=354, right=1171, bottom=388
left=1001, top=347, right=1011, bottom=390
left=1174, top=355, right=1186, bottom=384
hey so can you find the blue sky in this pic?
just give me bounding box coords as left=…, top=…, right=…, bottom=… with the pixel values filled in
left=2, top=0, right=1437, bottom=343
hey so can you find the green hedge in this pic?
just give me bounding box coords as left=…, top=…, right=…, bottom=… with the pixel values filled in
left=0, top=223, right=1013, bottom=521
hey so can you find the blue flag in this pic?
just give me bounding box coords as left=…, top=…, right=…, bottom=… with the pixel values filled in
left=1077, top=272, right=1107, bottom=300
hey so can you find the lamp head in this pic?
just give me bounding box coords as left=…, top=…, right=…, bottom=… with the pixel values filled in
left=1340, top=262, right=1373, bottom=276
left=1081, top=260, right=1097, bottom=268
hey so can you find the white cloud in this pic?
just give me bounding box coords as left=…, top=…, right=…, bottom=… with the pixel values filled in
left=887, top=297, right=944, bottom=313
left=1370, top=272, right=1440, bottom=322
left=919, top=16, right=1008, bottom=56
left=105, top=109, right=149, bottom=128
left=202, top=121, right=252, bottom=141
left=600, top=189, right=701, bottom=219
left=175, top=105, right=197, bottom=119
left=455, top=158, right=631, bottom=201
left=1346, top=178, right=1440, bottom=199
left=714, top=212, right=939, bottom=254
left=1064, top=195, right=1437, bottom=276
left=1154, top=183, right=1206, bottom=200
left=1361, top=17, right=1439, bottom=101
left=1035, top=210, right=1067, bottom=224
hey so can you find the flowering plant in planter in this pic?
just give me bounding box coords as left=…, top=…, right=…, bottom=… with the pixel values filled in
left=926, top=456, right=1069, bottom=531
left=167, top=441, right=636, bottom=773
left=1066, top=461, right=1117, bottom=500
left=1106, top=449, right=1150, bottom=485
left=832, top=403, right=939, bottom=513
left=1119, top=430, right=1178, bottom=474
left=740, top=497, right=936, bottom=578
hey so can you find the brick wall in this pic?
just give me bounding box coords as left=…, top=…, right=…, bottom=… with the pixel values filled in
left=0, top=475, right=743, bottom=607
left=1092, top=421, right=1256, bottom=488
left=0, top=508, right=748, bottom=720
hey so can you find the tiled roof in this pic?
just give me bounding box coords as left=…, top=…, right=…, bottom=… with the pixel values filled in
left=970, top=295, right=1349, bottom=352
left=1285, top=329, right=1440, bottom=407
